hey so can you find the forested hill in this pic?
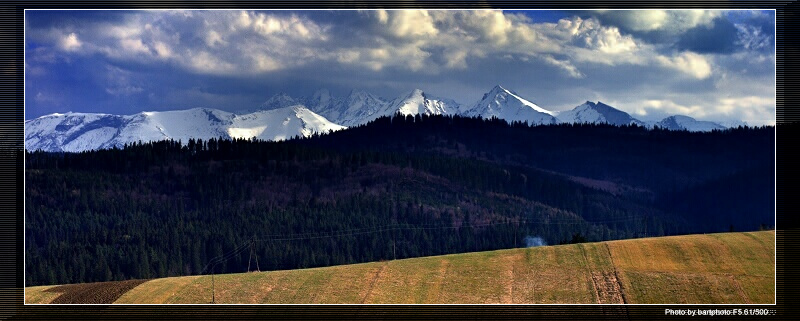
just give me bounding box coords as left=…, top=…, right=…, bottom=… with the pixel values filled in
left=25, top=114, right=774, bottom=286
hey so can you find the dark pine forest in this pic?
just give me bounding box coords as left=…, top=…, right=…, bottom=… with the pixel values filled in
left=24, top=114, right=775, bottom=286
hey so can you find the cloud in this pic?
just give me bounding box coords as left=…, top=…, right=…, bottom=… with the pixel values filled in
left=442, top=10, right=517, bottom=45
left=443, top=49, right=468, bottom=69
left=205, top=30, right=226, bottom=47
left=106, top=85, right=143, bottom=96
left=238, top=11, right=326, bottom=40
left=717, top=96, right=775, bottom=125
left=33, top=91, right=57, bottom=104
left=374, top=10, right=438, bottom=40
left=252, top=54, right=280, bottom=72
left=188, top=51, right=236, bottom=74
left=119, top=38, right=150, bottom=54
left=59, top=32, right=81, bottom=51
left=582, top=24, right=637, bottom=54
left=105, top=65, right=144, bottom=96
left=152, top=41, right=173, bottom=59
left=674, top=17, right=739, bottom=54
left=540, top=55, right=584, bottom=78
left=735, top=24, right=772, bottom=51
left=592, top=10, right=721, bottom=34
left=656, top=52, right=713, bottom=79
left=24, top=10, right=774, bottom=125
left=30, top=10, right=720, bottom=80
left=597, top=91, right=773, bottom=126
left=640, top=99, right=705, bottom=116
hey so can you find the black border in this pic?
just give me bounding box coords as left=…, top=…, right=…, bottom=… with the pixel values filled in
left=3, top=1, right=796, bottom=319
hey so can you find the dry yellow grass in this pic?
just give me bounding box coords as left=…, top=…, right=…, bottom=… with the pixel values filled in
left=24, top=286, right=60, bottom=304
left=609, top=230, right=774, bottom=304
left=27, top=231, right=775, bottom=304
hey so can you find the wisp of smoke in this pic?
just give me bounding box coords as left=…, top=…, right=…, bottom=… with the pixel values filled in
left=524, top=236, right=547, bottom=247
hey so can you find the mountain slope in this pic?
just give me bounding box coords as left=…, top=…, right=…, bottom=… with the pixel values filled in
left=654, top=115, right=726, bottom=132
left=25, top=106, right=345, bottom=152
left=26, top=86, right=752, bottom=152
left=462, top=85, right=557, bottom=125
left=26, top=231, right=775, bottom=304
left=557, top=101, right=645, bottom=126
left=311, top=90, right=388, bottom=127
left=258, top=92, right=302, bottom=111
left=381, top=89, right=459, bottom=117
left=24, top=112, right=128, bottom=153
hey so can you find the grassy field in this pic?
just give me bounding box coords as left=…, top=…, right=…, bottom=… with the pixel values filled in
left=26, top=231, right=775, bottom=304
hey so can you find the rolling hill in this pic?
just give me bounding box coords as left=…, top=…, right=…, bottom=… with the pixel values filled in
left=25, top=231, right=775, bottom=304
left=24, top=116, right=774, bottom=287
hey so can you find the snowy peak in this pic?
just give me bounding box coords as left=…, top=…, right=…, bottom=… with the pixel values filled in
left=308, top=89, right=388, bottom=127
left=654, top=115, right=726, bottom=132
left=406, top=88, right=425, bottom=98
left=557, top=101, right=644, bottom=126
left=229, top=106, right=345, bottom=141
left=463, top=85, right=557, bottom=125
left=307, top=88, right=458, bottom=126
left=385, top=89, right=458, bottom=118
left=484, top=85, right=508, bottom=99
left=26, top=86, right=752, bottom=152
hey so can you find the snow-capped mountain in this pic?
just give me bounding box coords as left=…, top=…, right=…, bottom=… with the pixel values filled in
left=311, top=90, right=389, bottom=127
left=25, top=106, right=345, bottom=152
left=653, top=115, right=726, bottom=132
left=461, top=85, right=558, bottom=125
left=260, top=88, right=458, bottom=127
left=557, top=101, right=645, bottom=126
left=25, top=112, right=130, bottom=153
left=27, top=85, right=751, bottom=152
left=379, top=89, right=459, bottom=118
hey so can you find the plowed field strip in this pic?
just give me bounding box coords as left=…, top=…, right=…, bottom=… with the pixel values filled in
left=45, top=279, right=150, bottom=304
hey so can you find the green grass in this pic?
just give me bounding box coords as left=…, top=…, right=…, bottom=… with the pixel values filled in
left=27, top=231, right=775, bottom=304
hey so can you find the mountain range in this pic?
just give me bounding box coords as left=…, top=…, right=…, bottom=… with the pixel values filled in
left=25, top=85, right=748, bottom=152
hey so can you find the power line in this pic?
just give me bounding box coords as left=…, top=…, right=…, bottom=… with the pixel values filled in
left=202, top=215, right=647, bottom=273
left=198, top=214, right=653, bottom=303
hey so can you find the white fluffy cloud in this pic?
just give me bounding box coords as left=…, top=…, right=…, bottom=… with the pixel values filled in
left=541, top=55, right=584, bottom=78
left=59, top=33, right=81, bottom=51
left=36, top=10, right=723, bottom=80
left=656, top=52, right=713, bottom=79
left=376, top=10, right=438, bottom=39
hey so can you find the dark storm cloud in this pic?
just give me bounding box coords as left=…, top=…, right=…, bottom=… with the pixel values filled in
left=674, top=17, right=739, bottom=54
left=24, top=10, right=776, bottom=125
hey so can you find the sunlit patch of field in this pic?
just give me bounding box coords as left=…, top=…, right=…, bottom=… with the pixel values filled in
left=26, top=231, right=775, bottom=304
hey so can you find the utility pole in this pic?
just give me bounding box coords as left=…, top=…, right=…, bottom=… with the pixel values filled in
left=211, top=264, right=216, bottom=304
left=247, top=240, right=253, bottom=272
left=515, top=222, right=518, bottom=248
left=254, top=239, right=261, bottom=272
left=392, top=225, right=397, bottom=261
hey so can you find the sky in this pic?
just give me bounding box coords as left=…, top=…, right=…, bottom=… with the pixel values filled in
left=25, top=9, right=776, bottom=125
